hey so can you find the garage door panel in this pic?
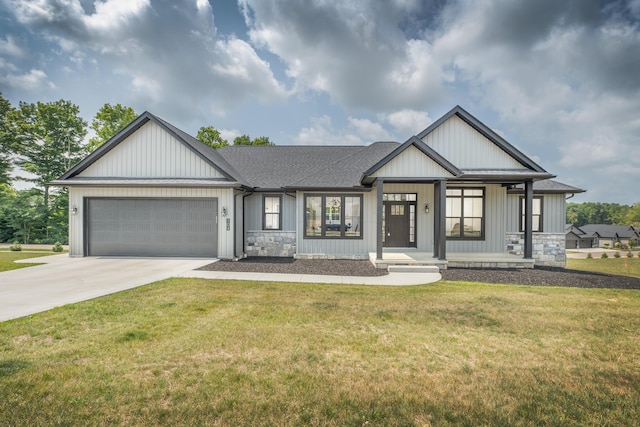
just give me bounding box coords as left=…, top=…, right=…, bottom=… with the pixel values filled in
left=87, top=198, right=217, bottom=257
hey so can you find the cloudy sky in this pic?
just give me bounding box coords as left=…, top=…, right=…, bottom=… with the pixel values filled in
left=1, top=0, right=639, bottom=203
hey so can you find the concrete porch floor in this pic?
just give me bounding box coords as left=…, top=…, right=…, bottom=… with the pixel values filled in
left=369, top=251, right=535, bottom=270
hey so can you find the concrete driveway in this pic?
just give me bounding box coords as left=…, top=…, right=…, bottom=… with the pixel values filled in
left=0, top=255, right=214, bottom=322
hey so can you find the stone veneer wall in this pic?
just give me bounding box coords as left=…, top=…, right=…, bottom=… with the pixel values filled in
left=505, top=232, right=566, bottom=267
left=246, top=231, right=296, bottom=257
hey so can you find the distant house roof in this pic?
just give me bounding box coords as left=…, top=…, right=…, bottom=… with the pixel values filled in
left=578, top=224, right=639, bottom=239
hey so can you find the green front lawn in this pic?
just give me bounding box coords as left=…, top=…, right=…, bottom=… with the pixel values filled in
left=1, top=278, right=638, bottom=426
left=0, top=251, right=56, bottom=272
left=567, top=257, right=640, bottom=279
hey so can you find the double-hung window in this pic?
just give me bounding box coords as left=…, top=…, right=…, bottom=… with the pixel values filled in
left=304, top=195, right=362, bottom=238
left=263, top=195, right=282, bottom=230
left=446, top=188, right=485, bottom=239
left=519, top=196, right=543, bottom=232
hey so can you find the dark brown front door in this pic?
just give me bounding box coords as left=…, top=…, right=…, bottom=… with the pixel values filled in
left=384, top=201, right=412, bottom=247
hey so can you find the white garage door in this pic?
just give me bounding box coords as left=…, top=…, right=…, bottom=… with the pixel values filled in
left=87, top=198, right=218, bottom=257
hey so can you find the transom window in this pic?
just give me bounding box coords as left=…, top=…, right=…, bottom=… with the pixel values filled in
left=305, top=195, right=362, bottom=238
left=519, top=196, right=543, bottom=232
left=446, top=187, right=485, bottom=239
left=263, top=195, right=282, bottom=230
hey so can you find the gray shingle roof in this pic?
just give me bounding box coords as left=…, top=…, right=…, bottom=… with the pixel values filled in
left=508, top=180, right=585, bottom=193
left=217, top=142, right=399, bottom=189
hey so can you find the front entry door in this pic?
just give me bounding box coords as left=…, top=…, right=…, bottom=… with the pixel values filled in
left=383, top=201, right=416, bottom=247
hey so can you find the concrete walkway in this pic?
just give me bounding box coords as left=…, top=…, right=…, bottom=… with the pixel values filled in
left=178, top=269, right=441, bottom=286
left=1, top=255, right=441, bottom=322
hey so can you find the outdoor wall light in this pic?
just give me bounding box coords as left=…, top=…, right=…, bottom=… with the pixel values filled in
left=72, top=206, right=78, bottom=215
left=424, top=204, right=430, bottom=214
left=221, top=207, right=228, bottom=217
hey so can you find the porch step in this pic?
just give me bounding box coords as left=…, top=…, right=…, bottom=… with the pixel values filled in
left=387, top=265, right=441, bottom=273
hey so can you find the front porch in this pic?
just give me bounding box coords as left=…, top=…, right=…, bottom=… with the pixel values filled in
left=369, top=250, right=535, bottom=270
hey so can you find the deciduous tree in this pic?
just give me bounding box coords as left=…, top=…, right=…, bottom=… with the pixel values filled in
left=197, top=126, right=228, bottom=149
left=0, top=93, right=13, bottom=185
left=88, top=103, right=136, bottom=151
left=9, top=99, right=87, bottom=208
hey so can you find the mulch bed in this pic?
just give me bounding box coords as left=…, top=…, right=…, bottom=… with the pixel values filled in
left=198, top=257, right=388, bottom=277
left=198, top=257, right=640, bottom=289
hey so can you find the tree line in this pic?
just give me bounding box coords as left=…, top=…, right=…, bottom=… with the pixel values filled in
left=567, top=202, right=640, bottom=227
left=0, top=92, right=271, bottom=244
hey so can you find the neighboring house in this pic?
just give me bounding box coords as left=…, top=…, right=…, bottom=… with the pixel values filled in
left=565, top=224, right=595, bottom=249
left=576, top=224, right=639, bottom=248
left=51, top=106, right=585, bottom=268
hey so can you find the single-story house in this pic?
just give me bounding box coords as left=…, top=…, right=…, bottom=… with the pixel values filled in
left=51, top=106, right=585, bottom=268
left=565, top=224, right=595, bottom=249
left=574, top=224, right=639, bottom=248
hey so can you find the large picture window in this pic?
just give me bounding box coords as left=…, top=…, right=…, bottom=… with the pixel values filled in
left=446, top=188, right=485, bottom=239
left=305, top=195, right=362, bottom=238
left=519, top=196, right=543, bottom=232
left=263, top=195, right=282, bottom=230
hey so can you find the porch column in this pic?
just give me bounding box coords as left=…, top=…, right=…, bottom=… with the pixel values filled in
left=376, top=178, right=384, bottom=260
left=434, top=180, right=447, bottom=260
left=524, top=180, right=533, bottom=259
left=433, top=181, right=440, bottom=258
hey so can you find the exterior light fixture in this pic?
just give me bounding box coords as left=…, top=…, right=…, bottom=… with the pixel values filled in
left=424, top=204, right=430, bottom=214
left=221, top=207, right=228, bottom=217
left=72, top=206, right=78, bottom=215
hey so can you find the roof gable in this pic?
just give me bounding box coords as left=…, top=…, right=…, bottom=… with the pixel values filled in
left=363, top=136, right=461, bottom=180
left=418, top=106, right=546, bottom=172
left=57, top=112, right=244, bottom=184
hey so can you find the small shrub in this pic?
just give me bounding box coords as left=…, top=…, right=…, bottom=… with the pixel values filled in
left=614, top=251, right=621, bottom=258
left=630, top=238, right=637, bottom=248
left=615, top=242, right=621, bottom=249
left=586, top=253, right=593, bottom=259
left=9, top=241, right=21, bottom=252
left=627, top=251, right=634, bottom=258
left=604, top=243, right=610, bottom=248
left=601, top=252, right=609, bottom=259
left=52, top=242, right=63, bottom=253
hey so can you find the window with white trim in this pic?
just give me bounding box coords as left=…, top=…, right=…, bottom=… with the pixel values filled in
left=263, top=195, right=282, bottom=230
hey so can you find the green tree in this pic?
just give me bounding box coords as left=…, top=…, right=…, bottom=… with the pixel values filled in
left=2, top=188, right=46, bottom=244
left=0, top=92, right=13, bottom=185
left=623, top=202, right=640, bottom=227
left=88, top=103, right=136, bottom=151
left=251, top=136, right=274, bottom=146
left=197, top=126, right=228, bottom=149
left=233, top=134, right=251, bottom=145
left=233, top=134, right=274, bottom=146
left=9, top=99, right=87, bottom=212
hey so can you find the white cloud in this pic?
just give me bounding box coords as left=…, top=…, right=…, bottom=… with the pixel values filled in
left=296, top=116, right=367, bottom=146
left=5, top=0, right=285, bottom=122
left=0, top=69, right=55, bottom=91
left=0, top=35, right=26, bottom=58
left=384, top=109, right=432, bottom=137
left=241, top=0, right=448, bottom=110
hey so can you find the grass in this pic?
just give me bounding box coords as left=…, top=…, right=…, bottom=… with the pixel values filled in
left=567, top=256, right=640, bottom=279
left=1, top=278, right=638, bottom=426
left=0, top=251, right=56, bottom=272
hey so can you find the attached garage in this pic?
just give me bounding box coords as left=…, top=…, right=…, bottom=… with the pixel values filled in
left=86, top=198, right=218, bottom=257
